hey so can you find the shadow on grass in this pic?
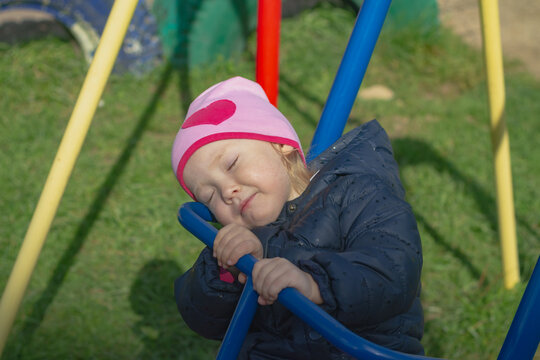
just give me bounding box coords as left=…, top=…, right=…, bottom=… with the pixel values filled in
left=392, top=137, right=539, bottom=281
left=392, top=137, right=486, bottom=279
left=279, top=75, right=325, bottom=129
left=391, top=137, right=540, bottom=357
left=6, top=0, right=258, bottom=354
left=129, top=259, right=218, bottom=359
left=7, top=63, right=179, bottom=357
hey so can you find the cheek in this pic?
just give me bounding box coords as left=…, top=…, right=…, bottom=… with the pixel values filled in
left=265, top=167, right=293, bottom=201
left=256, top=159, right=290, bottom=186
left=211, top=203, right=237, bottom=226
left=210, top=204, right=227, bottom=224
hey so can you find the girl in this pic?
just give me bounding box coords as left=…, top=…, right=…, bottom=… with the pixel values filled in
left=171, top=76, right=424, bottom=359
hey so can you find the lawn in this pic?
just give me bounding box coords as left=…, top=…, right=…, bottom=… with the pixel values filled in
left=1, top=3, right=539, bottom=359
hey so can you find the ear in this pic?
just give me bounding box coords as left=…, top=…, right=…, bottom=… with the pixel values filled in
left=277, top=144, right=296, bottom=156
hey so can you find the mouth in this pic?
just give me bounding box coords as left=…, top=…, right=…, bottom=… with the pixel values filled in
left=240, top=193, right=256, bottom=215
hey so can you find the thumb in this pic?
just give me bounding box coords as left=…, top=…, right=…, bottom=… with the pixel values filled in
left=238, top=273, right=247, bottom=284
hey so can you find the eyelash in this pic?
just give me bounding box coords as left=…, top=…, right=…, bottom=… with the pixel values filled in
left=201, top=155, right=237, bottom=203
left=227, top=156, right=238, bottom=171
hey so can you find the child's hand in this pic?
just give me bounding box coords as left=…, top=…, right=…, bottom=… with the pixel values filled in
left=252, top=257, right=323, bottom=306
left=213, top=223, right=263, bottom=270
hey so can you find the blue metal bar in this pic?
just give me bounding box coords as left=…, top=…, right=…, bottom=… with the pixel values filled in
left=178, top=202, right=259, bottom=360
left=217, top=278, right=259, bottom=360
left=497, top=256, right=540, bottom=360
left=306, top=0, right=392, bottom=162
left=178, top=202, right=441, bottom=359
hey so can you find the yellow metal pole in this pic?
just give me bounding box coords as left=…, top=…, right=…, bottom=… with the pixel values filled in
left=0, top=0, right=139, bottom=354
left=478, top=0, right=520, bottom=289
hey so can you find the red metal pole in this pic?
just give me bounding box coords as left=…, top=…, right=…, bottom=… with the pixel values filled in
left=256, top=0, right=281, bottom=106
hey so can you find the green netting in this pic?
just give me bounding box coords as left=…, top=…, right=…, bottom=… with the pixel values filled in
left=152, top=0, right=257, bottom=67
left=151, top=0, right=438, bottom=68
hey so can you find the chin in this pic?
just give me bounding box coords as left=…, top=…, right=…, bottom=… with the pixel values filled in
left=253, top=213, right=280, bottom=227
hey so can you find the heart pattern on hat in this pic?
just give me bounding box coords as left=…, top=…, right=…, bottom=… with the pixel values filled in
left=182, top=99, right=236, bottom=129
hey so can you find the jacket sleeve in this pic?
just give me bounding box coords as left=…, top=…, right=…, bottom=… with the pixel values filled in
left=283, top=175, right=422, bottom=328
left=174, top=246, right=243, bottom=340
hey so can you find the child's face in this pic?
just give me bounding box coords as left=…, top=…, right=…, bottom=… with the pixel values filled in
left=184, top=139, right=299, bottom=228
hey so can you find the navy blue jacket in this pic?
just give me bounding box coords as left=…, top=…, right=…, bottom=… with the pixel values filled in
left=175, top=120, right=424, bottom=359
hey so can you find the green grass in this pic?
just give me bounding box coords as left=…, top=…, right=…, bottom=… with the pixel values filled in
left=1, top=4, right=539, bottom=359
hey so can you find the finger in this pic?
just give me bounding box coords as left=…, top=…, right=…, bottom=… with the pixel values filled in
left=213, top=227, right=230, bottom=262
left=252, top=258, right=286, bottom=296
left=238, top=273, right=247, bottom=284
left=216, top=226, right=262, bottom=269
left=258, top=259, right=297, bottom=302
left=227, top=240, right=257, bottom=266
left=222, top=228, right=261, bottom=266
left=258, top=296, right=269, bottom=306
left=220, top=237, right=243, bottom=268
left=214, top=225, right=237, bottom=267
left=262, top=271, right=288, bottom=302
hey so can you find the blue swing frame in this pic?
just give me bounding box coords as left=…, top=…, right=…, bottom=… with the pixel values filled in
left=177, top=0, right=540, bottom=358
left=177, top=202, right=540, bottom=359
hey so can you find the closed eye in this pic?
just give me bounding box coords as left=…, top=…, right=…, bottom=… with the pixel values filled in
left=227, top=156, right=238, bottom=171
left=206, top=191, right=215, bottom=204
left=197, top=189, right=214, bottom=205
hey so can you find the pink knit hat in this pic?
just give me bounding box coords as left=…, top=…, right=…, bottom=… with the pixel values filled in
left=171, top=76, right=304, bottom=199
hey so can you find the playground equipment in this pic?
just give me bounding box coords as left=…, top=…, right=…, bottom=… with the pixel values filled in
left=306, top=0, right=389, bottom=162
left=256, top=0, right=281, bottom=106
left=174, top=0, right=532, bottom=358
left=151, top=0, right=257, bottom=68
left=0, top=0, right=161, bottom=74
left=178, top=202, right=540, bottom=359
left=478, top=0, right=519, bottom=289
left=178, top=202, right=440, bottom=359
left=0, top=0, right=139, bottom=354
left=0, top=0, right=532, bottom=357
left=0, top=0, right=439, bottom=74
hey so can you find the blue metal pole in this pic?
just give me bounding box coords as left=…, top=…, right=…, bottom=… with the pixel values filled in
left=178, top=202, right=441, bottom=360
left=497, top=256, right=540, bottom=360
left=216, top=279, right=259, bottom=360
left=306, top=0, right=392, bottom=162
left=178, top=202, right=259, bottom=360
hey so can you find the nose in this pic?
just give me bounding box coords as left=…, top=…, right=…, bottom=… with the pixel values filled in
left=221, top=183, right=241, bottom=204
